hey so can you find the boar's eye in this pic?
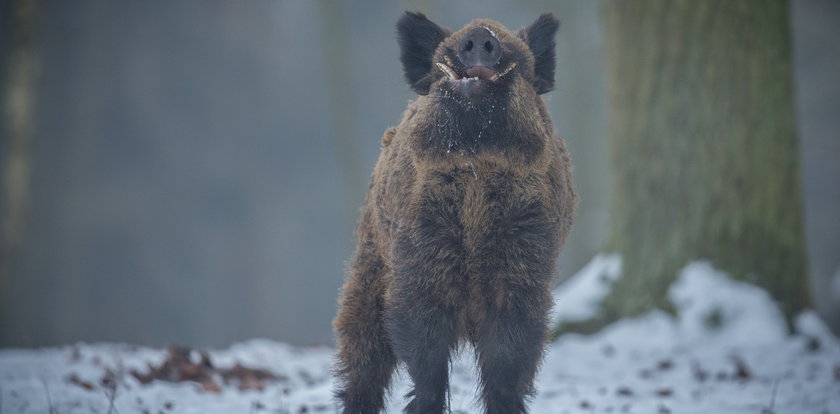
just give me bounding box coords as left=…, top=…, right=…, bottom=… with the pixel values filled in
left=518, top=13, right=560, bottom=95
left=396, top=12, right=451, bottom=95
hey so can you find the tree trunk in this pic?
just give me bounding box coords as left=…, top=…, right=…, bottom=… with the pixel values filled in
left=1, top=0, right=40, bottom=316
left=586, top=0, right=808, bottom=330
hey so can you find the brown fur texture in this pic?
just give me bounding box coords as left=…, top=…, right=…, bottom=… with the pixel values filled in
left=334, top=12, right=575, bottom=414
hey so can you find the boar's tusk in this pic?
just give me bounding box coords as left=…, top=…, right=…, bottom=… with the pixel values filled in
left=490, top=62, right=517, bottom=82
left=436, top=62, right=459, bottom=80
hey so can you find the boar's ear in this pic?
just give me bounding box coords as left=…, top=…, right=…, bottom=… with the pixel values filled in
left=397, top=12, right=450, bottom=95
left=518, top=13, right=560, bottom=94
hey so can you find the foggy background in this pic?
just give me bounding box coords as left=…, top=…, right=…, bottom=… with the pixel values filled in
left=0, top=0, right=837, bottom=348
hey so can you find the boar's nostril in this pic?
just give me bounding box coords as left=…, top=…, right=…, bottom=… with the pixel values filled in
left=457, top=26, right=501, bottom=68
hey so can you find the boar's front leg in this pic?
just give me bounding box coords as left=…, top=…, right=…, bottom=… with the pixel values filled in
left=471, top=199, right=558, bottom=414
left=386, top=211, right=466, bottom=414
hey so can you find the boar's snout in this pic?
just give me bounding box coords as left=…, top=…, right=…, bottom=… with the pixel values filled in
left=457, top=26, right=501, bottom=69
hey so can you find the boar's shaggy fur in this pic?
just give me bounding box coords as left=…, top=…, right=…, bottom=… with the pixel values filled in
left=333, top=12, right=576, bottom=414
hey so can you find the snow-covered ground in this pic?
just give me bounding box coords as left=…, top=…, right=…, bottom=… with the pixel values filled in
left=2, top=257, right=839, bottom=413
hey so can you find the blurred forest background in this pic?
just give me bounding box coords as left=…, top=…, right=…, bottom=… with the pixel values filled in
left=0, top=0, right=838, bottom=348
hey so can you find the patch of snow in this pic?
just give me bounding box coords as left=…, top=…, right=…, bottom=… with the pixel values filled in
left=533, top=259, right=840, bottom=414
left=798, top=310, right=837, bottom=343
left=1, top=258, right=839, bottom=413
left=551, top=253, right=622, bottom=325
left=668, top=261, right=788, bottom=347
left=0, top=341, right=336, bottom=414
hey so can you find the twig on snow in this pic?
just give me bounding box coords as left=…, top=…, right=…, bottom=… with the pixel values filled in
left=763, top=379, right=780, bottom=414
left=102, top=369, right=120, bottom=414
left=40, top=378, right=57, bottom=414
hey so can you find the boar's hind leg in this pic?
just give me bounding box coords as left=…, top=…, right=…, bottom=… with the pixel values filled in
left=334, top=243, right=396, bottom=414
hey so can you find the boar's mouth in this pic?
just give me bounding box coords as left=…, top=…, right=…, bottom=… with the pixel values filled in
left=435, top=61, right=517, bottom=84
